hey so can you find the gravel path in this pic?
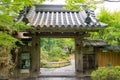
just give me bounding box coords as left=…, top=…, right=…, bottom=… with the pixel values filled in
left=40, top=60, right=75, bottom=76
left=13, top=59, right=91, bottom=80
left=17, top=77, right=91, bottom=80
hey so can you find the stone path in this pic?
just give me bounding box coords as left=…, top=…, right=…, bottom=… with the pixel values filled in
left=17, top=77, right=91, bottom=80
left=14, top=56, right=91, bottom=80
left=40, top=59, right=75, bottom=76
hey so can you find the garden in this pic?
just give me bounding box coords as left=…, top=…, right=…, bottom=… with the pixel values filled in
left=40, top=38, right=74, bottom=68
left=0, top=0, right=120, bottom=79
left=90, top=8, right=120, bottom=80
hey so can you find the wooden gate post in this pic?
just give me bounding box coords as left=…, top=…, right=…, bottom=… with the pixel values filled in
left=75, top=37, right=83, bottom=74
left=30, top=35, right=40, bottom=77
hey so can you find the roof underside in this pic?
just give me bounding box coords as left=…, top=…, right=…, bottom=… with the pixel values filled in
left=17, top=5, right=108, bottom=32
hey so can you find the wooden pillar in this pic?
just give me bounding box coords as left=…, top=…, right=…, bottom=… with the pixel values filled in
left=94, top=47, right=98, bottom=69
left=30, top=35, right=40, bottom=77
left=75, top=37, right=83, bottom=74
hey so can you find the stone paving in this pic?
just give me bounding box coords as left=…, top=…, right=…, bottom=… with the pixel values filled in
left=40, top=60, right=75, bottom=76
left=13, top=59, right=91, bottom=80
left=16, top=77, right=91, bottom=80
left=38, top=59, right=91, bottom=80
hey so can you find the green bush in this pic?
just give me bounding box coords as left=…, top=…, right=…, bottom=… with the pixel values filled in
left=48, top=47, right=69, bottom=62
left=40, top=38, right=72, bottom=66
left=91, top=66, right=120, bottom=80
left=49, top=47, right=63, bottom=56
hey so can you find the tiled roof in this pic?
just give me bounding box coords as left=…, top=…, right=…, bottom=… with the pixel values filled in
left=100, top=46, right=120, bottom=51
left=83, top=39, right=108, bottom=47
left=104, top=0, right=120, bottom=2
left=16, top=5, right=108, bottom=32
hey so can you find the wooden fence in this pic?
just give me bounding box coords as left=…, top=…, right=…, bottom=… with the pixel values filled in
left=98, top=51, right=120, bottom=67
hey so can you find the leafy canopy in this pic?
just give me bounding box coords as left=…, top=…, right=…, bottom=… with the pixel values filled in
left=0, top=0, right=48, bottom=48
left=41, top=38, right=74, bottom=62
left=65, top=0, right=97, bottom=11
left=0, top=0, right=46, bottom=14
left=0, top=0, right=47, bottom=77
left=90, top=8, right=120, bottom=46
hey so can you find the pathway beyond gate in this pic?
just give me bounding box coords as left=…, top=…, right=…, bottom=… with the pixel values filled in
left=40, top=55, right=75, bottom=77
left=15, top=56, right=91, bottom=80
left=40, top=55, right=90, bottom=77
left=17, top=77, right=91, bottom=80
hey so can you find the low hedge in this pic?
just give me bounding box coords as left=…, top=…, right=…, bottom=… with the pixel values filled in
left=41, top=60, right=71, bottom=68
left=91, top=66, right=120, bottom=80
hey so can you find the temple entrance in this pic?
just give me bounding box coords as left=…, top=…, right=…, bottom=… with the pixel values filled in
left=14, top=4, right=107, bottom=78
left=15, top=32, right=94, bottom=78
left=40, top=38, right=75, bottom=76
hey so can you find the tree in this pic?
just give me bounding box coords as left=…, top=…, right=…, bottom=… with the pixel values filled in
left=90, top=9, right=120, bottom=46
left=65, top=0, right=96, bottom=11
left=0, top=0, right=46, bottom=14
left=41, top=38, right=74, bottom=62
left=0, top=0, right=48, bottom=77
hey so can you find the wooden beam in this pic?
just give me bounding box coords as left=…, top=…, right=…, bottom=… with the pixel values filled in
left=34, top=28, right=100, bottom=32
left=24, top=32, right=90, bottom=38
left=27, top=26, right=101, bottom=33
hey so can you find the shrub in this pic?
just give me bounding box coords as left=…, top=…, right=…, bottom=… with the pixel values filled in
left=41, top=49, right=49, bottom=63
left=49, top=47, right=63, bottom=57
left=0, top=47, right=15, bottom=77
left=91, top=66, right=120, bottom=80
left=40, top=48, right=49, bottom=67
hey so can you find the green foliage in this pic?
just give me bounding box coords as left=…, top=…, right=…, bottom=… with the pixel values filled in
left=41, top=38, right=74, bottom=63
left=91, top=66, right=120, bottom=80
left=0, top=0, right=46, bottom=14
left=90, top=9, right=120, bottom=46
left=0, top=47, right=15, bottom=77
left=40, top=38, right=73, bottom=68
left=13, top=22, right=30, bottom=32
left=0, top=0, right=47, bottom=77
left=0, top=14, right=14, bottom=33
left=50, top=47, right=63, bottom=56
left=0, top=33, right=18, bottom=49
left=41, top=48, right=49, bottom=62
left=0, top=0, right=43, bottom=33
left=41, top=61, right=71, bottom=68
left=55, top=38, right=75, bottom=49
left=0, top=14, right=30, bottom=33
left=0, top=33, right=20, bottom=77
left=65, top=0, right=96, bottom=11
left=41, top=38, right=74, bottom=52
